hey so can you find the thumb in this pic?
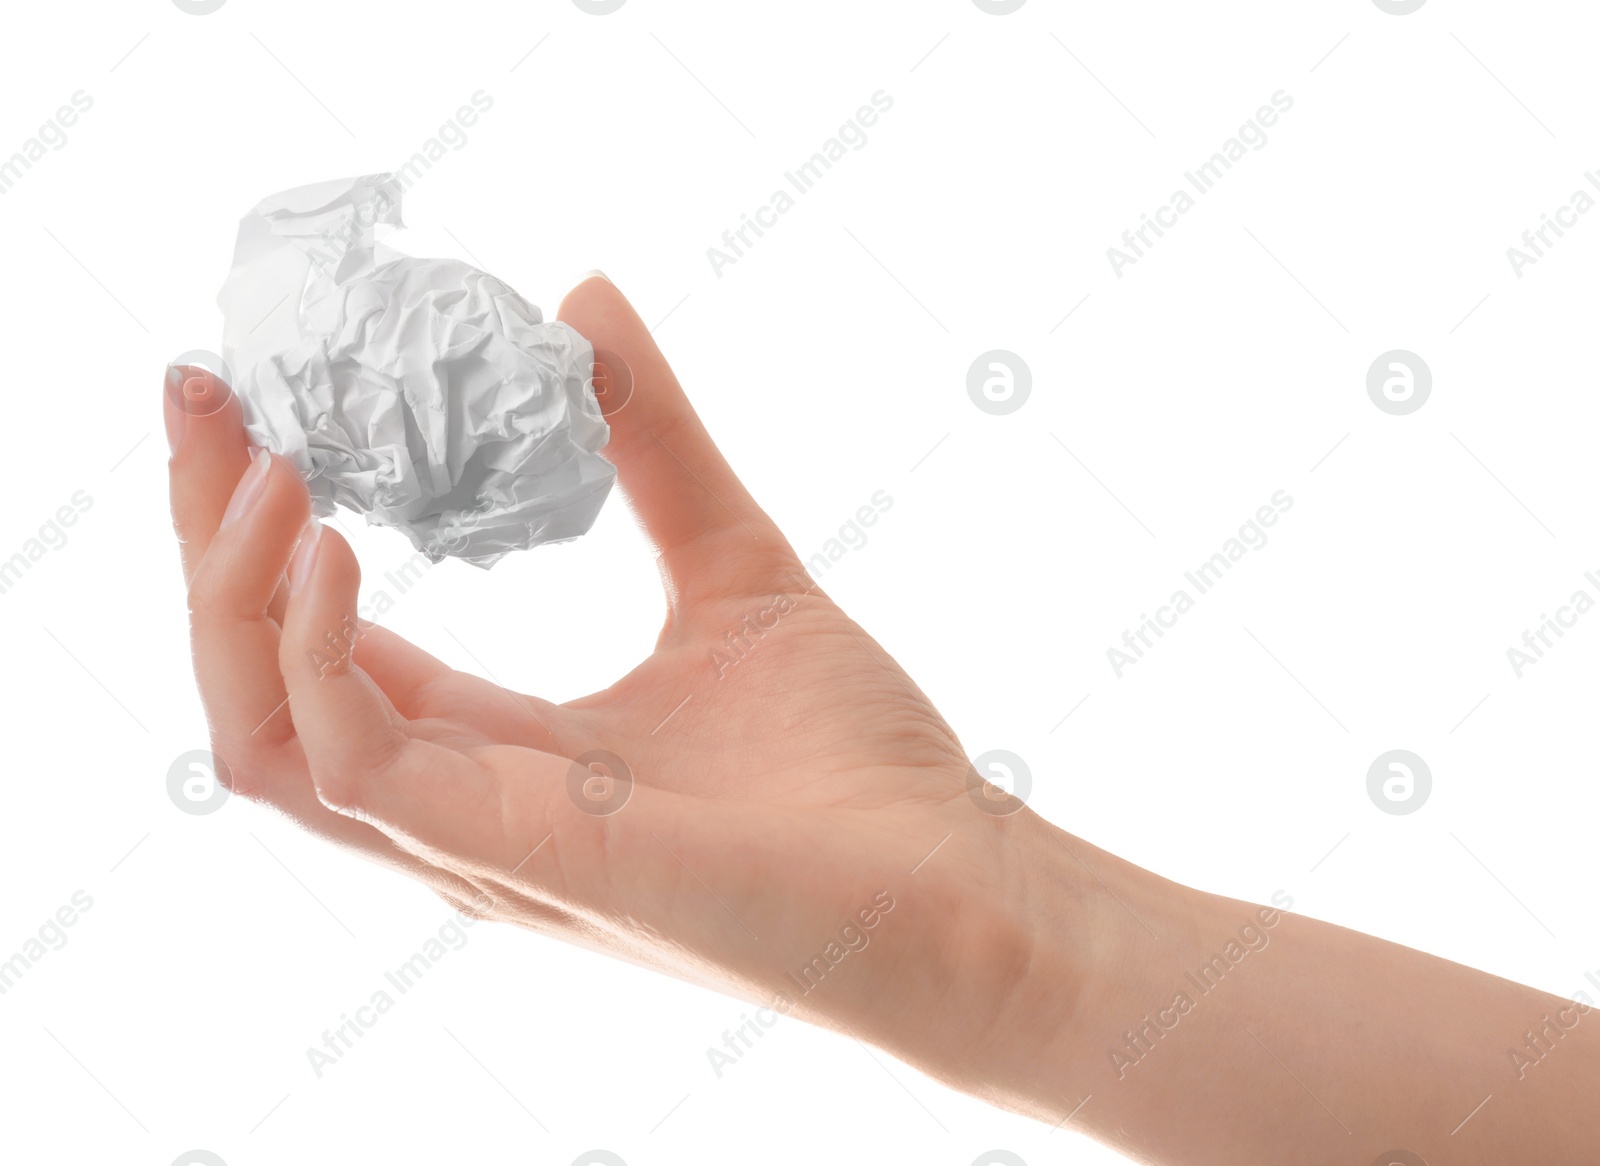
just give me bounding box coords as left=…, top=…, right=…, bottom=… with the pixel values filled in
left=558, top=274, right=803, bottom=607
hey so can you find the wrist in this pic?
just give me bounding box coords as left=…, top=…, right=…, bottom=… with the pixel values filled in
left=931, top=813, right=1216, bottom=1123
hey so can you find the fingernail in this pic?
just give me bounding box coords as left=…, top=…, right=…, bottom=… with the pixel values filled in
left=220, top=448, right=272, bottom=529
left=581, top=269, right=611, bottom=284
left=164, top=365, right=185, bottom=454
left=288, top=519, right=324, bottom=594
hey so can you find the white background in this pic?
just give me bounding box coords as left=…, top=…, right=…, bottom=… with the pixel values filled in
left=1, top=1, right=1597, bottom=1163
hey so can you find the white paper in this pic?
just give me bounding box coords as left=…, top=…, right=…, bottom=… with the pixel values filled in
left=218, top=172, right=613, bottom=567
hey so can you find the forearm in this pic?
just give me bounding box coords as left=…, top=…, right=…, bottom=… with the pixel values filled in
left=964, top=819, right=1599, bottom=1164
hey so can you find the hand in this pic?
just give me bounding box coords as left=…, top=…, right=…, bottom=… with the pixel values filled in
left=169, top=275, right=1600, bottom=1164
left=167, top=274, right=1086, bottom=1098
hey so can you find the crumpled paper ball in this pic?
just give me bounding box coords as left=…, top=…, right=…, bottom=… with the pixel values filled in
left=217, top=172, right=614, bottom=567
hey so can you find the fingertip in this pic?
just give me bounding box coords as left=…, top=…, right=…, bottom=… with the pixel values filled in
left=557, top=271, right=637, bottom=335
left=165, top=362, right=245, bottom=475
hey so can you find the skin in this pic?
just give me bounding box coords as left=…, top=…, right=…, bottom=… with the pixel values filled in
left=168, top=275, right=1600, bottom=1165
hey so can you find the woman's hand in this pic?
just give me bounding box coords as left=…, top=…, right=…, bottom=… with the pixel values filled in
left=167, top=274, right=1088, bottom=1102
left=169, top=275, right=1600, bottom=1164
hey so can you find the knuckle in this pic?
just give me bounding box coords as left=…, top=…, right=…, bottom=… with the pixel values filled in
left=310, top=764, right=361, bottom=813
left=312, top=736, right=407, bottom=816
left=198, top=737, right=289, bottom=804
